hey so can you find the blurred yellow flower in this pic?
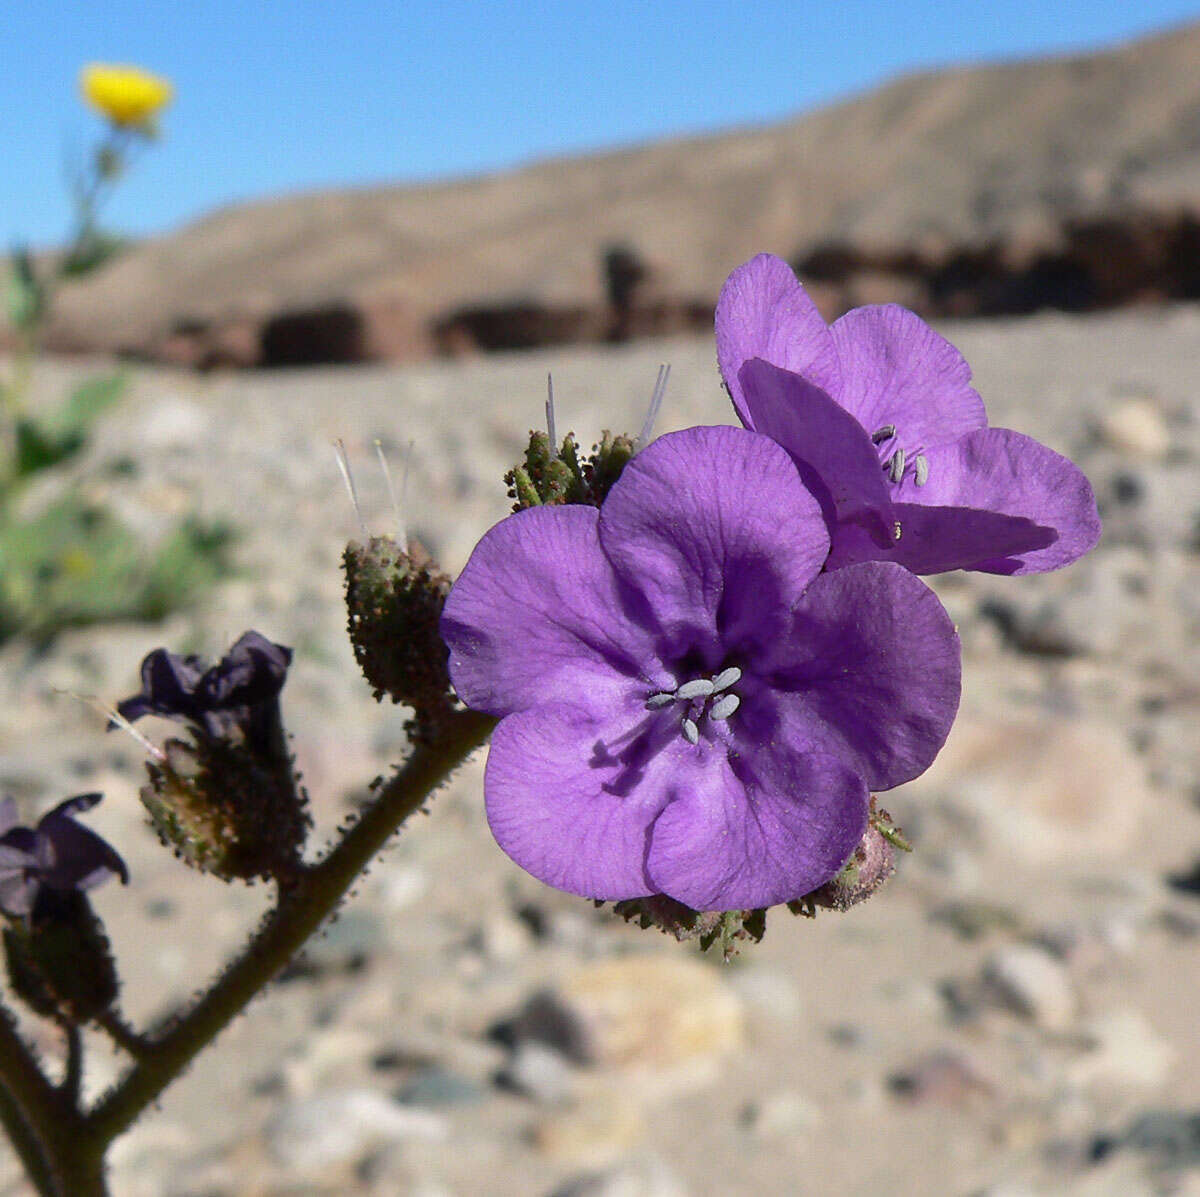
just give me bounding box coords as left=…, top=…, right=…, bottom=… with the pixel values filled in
left=80, top=64, right=173, bottom=128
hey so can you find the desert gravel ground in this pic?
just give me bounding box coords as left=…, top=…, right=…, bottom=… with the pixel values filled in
left=2, top=304, right=1199, bottom=1196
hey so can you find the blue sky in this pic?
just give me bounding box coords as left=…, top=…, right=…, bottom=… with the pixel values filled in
left=6, top=1, right=1200, bottom=247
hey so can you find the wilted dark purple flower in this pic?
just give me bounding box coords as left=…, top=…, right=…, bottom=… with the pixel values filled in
left=0, top=794, right=128, bottom=919
left=716, top=254, right=1101, bottom=575
left=441, top=426, right=960, bottom=910
left=116, top=631, right=292, bottom=751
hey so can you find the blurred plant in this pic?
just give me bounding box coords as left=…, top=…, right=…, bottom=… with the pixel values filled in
left=0, top=67, right=229, bottom=647
left=64, top=64, right=173, bottom=278
left=4, top=60, right=173, bottom=394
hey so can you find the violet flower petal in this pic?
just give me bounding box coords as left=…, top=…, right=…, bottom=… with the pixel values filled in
left=597, top=424, right=830, bottom=665
left=829, top=304, right=987, bottom=451
left=644, top=747, right=869, bottom=910
left=737, top=358, right=896, bottom=539
left=35, top=794, right=129, bottom=891
left=753, top=562, right=961, bottom=790
left=894, top=427, right=1102, bottom=574
left=825, top=503, right=1056, bottom=575
left=442, top=505, right=661, bottom=717
left=484, top=699, right=677, bottom=900
left=716, top=252, right=842, bottom=427
left=116, top=648, right=206, bottom=724
left=200, top=631, right=292, bottom=708
left=0, top=876, right=36, bottom=918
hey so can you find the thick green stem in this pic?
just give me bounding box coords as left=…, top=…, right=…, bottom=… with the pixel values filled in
left=83, top=707, right=495, bottom=1146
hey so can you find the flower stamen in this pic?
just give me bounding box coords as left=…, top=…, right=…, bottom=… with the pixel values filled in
left=872, top=424, right=896, bottom=444
left=644, top=667, right=744, bottom=740
left=711, top=666, right=742, bottom=692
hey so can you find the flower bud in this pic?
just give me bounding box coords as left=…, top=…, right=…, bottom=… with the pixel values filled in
left=141, top=736, right=309, bottom=882
left=3, top=891, right=119, bottom=1025
left=583, top=430, right=636, bottom=504
left=505, top=430, right=587, bottom=510
left=505, top=429, right=639, bottom=512
left=343, top=535, right=456, bottom=738
left=796, top=801, right=908, bottom=914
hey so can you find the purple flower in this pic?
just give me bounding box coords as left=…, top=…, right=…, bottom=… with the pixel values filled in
left=716, top=254, right=1101, bottom=575
left=0, top=794, right=128, bottom=919
left=441, top=426, right=960, bottom=910
left=116, top=630, right=292, bottom=751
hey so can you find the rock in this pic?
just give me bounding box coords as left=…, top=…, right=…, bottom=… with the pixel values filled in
left=739, top=1090, right=821, bottom=1138
left=1069, top=1011, right=1176, bottom=1088
left=473, top=910, right=534, bottom=964
left=265, top=1088, right=447, bottom=1171
left=887, top=1050, right=994, bottom=1104
left=983, top=945, right=1078, bottom=1030
left=139, top=395, right=210, bottom=451
left=726, top=966, right=803, bottom=1026
left=925, top=717, right=1149, bottom=866
left=508, top=955, right=745, bottom=1070
left=397, top=1067, right=485, bottom=1108
left=498, top=1041, right=577, bottom=1104
left=1099, top=397, right=1171, bottom=460
left=548, top=1154, right=691, bottom=1197
left=532, top=1101, right=646, bottom=1169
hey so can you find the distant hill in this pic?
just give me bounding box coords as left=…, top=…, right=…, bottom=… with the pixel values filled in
left=43, top=20, right=1200, bottom=367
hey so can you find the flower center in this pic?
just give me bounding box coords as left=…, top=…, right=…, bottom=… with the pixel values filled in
left=872, top=424, right=929, bottom=487
left=644, top=666, right=742, bottom=744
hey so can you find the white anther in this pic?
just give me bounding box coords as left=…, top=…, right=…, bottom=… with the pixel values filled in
left=872, top=424, right=896, bottom=444
left=645, top=692, right=676, bottom=709
left=711, top=666, right=742, bottom=692
left=674, top=678, right=715, bottom=701
left=709, top=693, right=741, bottom=721
left=914, top=453, right=929, bottom=486
left=888, top=448, right=906, bottom=483
left=681, top=717, right=700, bottom=745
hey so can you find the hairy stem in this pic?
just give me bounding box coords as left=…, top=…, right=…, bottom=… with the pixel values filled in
left=83, top=707, right=495, bottom=1146
left=0, top=1007, right=100, bottom=1195
left=0, top=1081, right=54, bottom=1197
left=60, top=1027, right=83, bottom=1104
left=94, top=1010, right=150, bottom=1060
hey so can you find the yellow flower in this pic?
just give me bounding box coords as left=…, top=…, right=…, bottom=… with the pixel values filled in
left=80, top=64, right=173, bottom=129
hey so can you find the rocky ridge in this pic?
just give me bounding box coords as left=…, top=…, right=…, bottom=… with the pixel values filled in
left=35, top=20, right=1200, bottom=367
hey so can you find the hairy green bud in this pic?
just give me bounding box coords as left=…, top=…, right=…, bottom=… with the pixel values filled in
left=343, top=535, right=455, bottom=739
left=3, top=892, right=119, bottom=1025
left=141, top=735, right=309, bottom=883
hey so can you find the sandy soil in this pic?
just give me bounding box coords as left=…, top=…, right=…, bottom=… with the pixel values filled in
left=1, top=304, right=1199, bottom=1196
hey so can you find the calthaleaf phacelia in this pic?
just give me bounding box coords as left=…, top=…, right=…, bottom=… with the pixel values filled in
left=441, top=425, right=961, bottom=911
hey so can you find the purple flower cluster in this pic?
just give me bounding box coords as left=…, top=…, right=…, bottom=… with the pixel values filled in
left=441, top=254, right=1099, bottom=913
left=717, top=254, right=1100, bottom=576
